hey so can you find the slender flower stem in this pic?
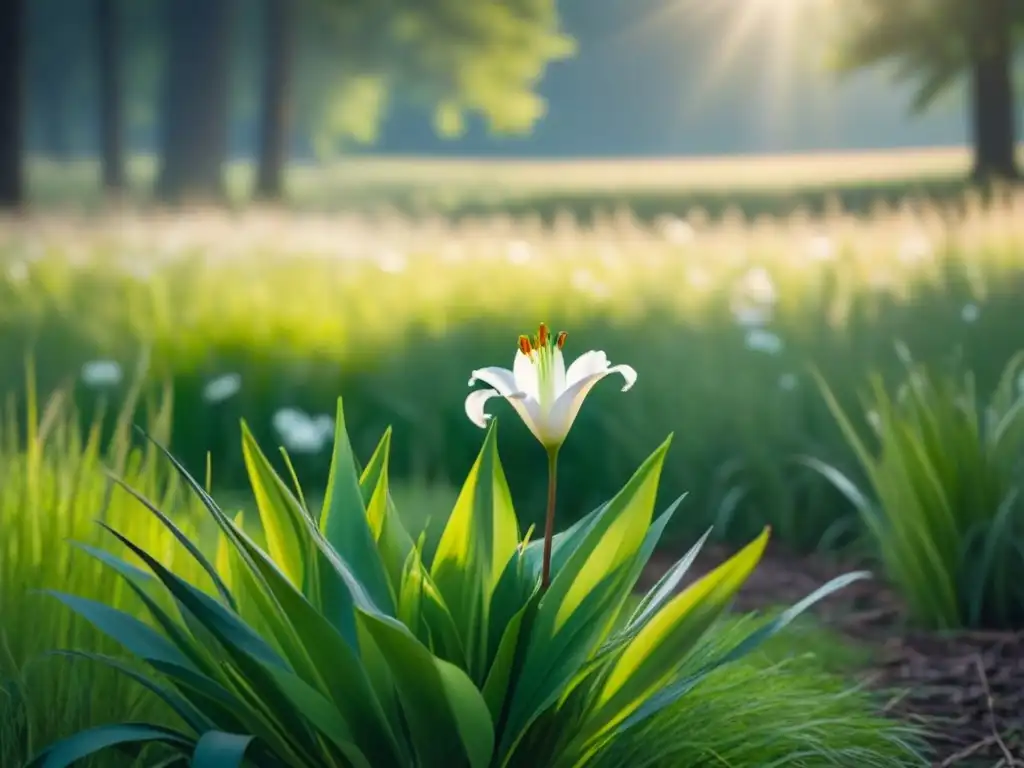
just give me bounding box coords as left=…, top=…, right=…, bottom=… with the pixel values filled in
left=541, top=446, right=560, bottom=591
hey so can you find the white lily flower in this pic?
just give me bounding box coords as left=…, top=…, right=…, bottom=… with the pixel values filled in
left=465, top=323, right=637, bottom=449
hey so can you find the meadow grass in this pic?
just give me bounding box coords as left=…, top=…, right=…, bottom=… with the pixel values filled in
left=2, top=187, right=1024, bottom=552
left=0, top=370, right=215, bottom=767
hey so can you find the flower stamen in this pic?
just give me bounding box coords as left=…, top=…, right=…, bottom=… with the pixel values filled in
left=519, top=335, right=533, bottom=358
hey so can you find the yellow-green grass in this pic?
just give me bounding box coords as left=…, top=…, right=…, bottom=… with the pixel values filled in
left=2, top=192, right=1023, bottom=551
left=24, top=145, right=1024, bottom=219
left=0, top=378, right=214, bottom=767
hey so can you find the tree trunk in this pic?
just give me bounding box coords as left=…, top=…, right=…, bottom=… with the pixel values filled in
left=969, top=0, right=1019, bottom=182
left=155, top=0, right=234, bottom=204
left=255, top=0, right=295, bottom=201
left=96, top=0, right=125, bottom=193
left=0, top=0, right=26, bottom=209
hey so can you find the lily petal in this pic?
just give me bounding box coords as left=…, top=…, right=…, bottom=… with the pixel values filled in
left=513, top=351, right=539, bottom=401
left=470, top=366, right=524, bottom=398
left=565, top=350, right=612, bottom=390
left=466, top=385, right=548, bottom=444
left=465, top=388, right=502, bottom=428
left=552, top=346, right=567, bottom=396
left=548, top=363, right=638, bottom=441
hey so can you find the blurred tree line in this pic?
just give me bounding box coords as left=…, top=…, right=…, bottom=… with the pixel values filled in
left=832, top=0, right=1023, bottom=181
left=0, top=0, right=572, bottom=207
left=0, top=0, right=1019, bottom=212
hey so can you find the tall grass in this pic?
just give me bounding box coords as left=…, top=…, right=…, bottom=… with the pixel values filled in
left=0, top=366, right=211, bottom=767
left=2, top=190, right=1024, bottom=551
left=601, top=612, right=927, bottom=768
left=811, top=349, right=1024, bottom=630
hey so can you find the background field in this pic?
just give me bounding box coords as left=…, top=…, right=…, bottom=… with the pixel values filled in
left=6, top=163, right=1024, bottom=553
left=27, top=145, right=1024, bottom=220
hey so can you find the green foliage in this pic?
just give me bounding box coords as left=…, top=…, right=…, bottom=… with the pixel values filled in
left=33, top=401, right=864, bottom=767
left=597, top=612, right=926, bottom=768
left=828, top=0, right=1024, bottom=112
left=809, top=348, right=1024, bottom=629
left=0, top=366, right=209, bottom=768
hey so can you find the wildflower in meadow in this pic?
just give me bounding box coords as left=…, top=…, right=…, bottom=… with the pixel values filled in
left=202, top=373, right=242, bottom=404
left=80, top=360, right=123, bottom=388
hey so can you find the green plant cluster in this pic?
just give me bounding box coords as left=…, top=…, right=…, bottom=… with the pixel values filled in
left=811, top=348, right=1024, bottom=630
left=25, top=398, right=914, bottom=767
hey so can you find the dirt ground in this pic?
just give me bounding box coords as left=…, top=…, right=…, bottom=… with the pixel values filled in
left=639, top=543, right=1024, bottom=768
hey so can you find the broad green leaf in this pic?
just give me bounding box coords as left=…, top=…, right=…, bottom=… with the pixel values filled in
left=45, top=591, right=198, bottom=671
left=101, top=523, right=289, bottom=672
left=48, top=651, right=214, bottom=734
left=358, top=611, right=495, bottom=768
left=28, top=724, right=193, bottom=768
left=588, top=527, right=771, bottom=737
left=431, top=421, right=520, bottom=680
left=549, top=437, right=671, bottom=633
left=225, top=516, right=407, bottom=766
left=318, top=399, right=395, bottom=619
left=361, top=432, right=415, bottom=597
left=260, top=665, right=374, bottom=768
left=241, top=422, right=311, bottom=594
left=623, top=525, right=711, bottom=636
left=481, top=592, right=539, bottom=724
left=498, top=438, right=672, bottom=755
left=191, top=733, right=256, bottom=768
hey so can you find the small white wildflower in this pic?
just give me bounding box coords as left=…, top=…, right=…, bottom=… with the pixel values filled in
left=377, top=249, right=407, bottom=274
left=272, top=407, right=308, bottom=435
left=778, top=373, right=798, bottom=391
left=898, top=233, right=932, bottom=264
left=273, top=408, right=330, bottom=454
left=662, top=217, right=695, bottom=245
left=740, top=267, right=778, bottom=306
left=807, top=234, right=835, bottom=262
left=505, top=239, right=533, bottom=265
left=961, top=303, right=980, bottom=323
left=311, top=413, right=335, bottom=441
left=744, top=329, right=784, bottom=355
left=81, top=360, right=123, bottom=388
left=733, top=305, right=773, bottom=329
left=203, top=373, right=242, bottom=404
left=279, top=421, right=329, bottom=454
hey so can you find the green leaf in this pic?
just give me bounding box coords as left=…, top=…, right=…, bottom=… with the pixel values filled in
left=610, top=570, right=871, bottom=743
left=361, top=431, right=416, bottom=598
left=241, top=422, right=312, bottom=595
left=499, top=437, right=672, bottom=753
left=318, top=399, right=395, bottom=619
left=623, top=526, right=712, bottom=636
left=431, top=420, right=520, bottom=681
left=45, top=591, right=198, bottom=671
left=224, top=516, right=408, bottom=766
left=358, top=611, right=495, bottom=768
left=107, top=474, right=235, bottom=609
left=28, top=723, right=193, bottom=768
left=587, top=527, right=772, bottom=739
left=481, top=592, right=539, bottom=725
left=47, top=651, right=214, bottom=734
left=191, top=733, right=256, bottom=768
